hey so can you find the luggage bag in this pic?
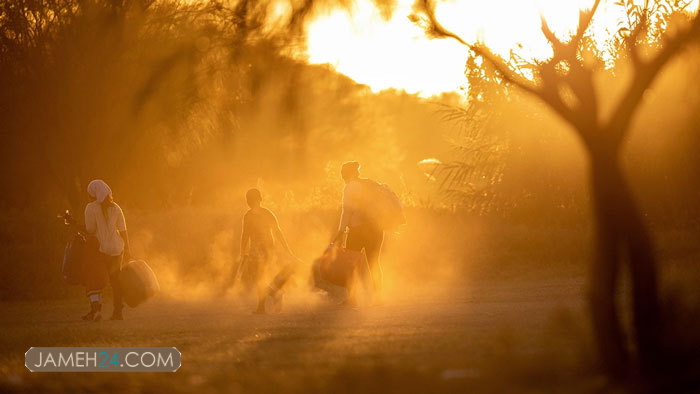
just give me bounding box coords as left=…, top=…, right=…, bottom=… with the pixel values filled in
left=314, top=246, right=370, bottom=288
left=119, top=260, right=159, bottom=307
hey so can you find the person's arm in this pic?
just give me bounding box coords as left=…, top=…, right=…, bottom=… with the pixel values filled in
left=331, top=227, right=346, bottom=245
left=240, top=215, right=250, bottom=259
left=84, top=206, right=96, bottom=234
left=270, top=212, right=293, bottom=257
left=119, top=230, right=131, bottom=262
left=333, top=183, right=355, bottom=244
left=116, top=205, right=130, bottom=261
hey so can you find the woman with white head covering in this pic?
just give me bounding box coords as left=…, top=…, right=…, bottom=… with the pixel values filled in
left=83, top=179, right=131, bottom=321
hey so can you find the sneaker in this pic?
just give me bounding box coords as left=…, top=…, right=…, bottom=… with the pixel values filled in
left=93, top=302, right=103, bottom=322
left=83, top=301, right=101, bottom=321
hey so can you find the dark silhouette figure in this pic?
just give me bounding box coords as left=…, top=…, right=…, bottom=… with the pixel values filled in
left=83, top=179, right=131, bottom=321
left=415, top=0, right=700, bottom=379
left=239, top=188, right=294, bottom=314
left=332, top=161, right=385, bottom=298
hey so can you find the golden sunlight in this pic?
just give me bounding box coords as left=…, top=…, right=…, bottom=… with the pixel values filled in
left=304, top=0, right=674, bottom=96
left=5, top=0, right=700, bottom=391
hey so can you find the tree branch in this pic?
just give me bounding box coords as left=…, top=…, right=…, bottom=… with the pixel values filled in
left=626, top=13, right=648, bottom=66
left=607, top=10, right=700, bottom=142
left=413, top=0, right=603, bottom=135
left=572, top=0, right=601, bottom=49
left=414, top=0, right=539, bottom=95
left=540, top=14, right=564, bottom=51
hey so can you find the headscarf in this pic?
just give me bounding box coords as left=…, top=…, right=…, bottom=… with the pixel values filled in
left=87, top=179, right=112, bottom=203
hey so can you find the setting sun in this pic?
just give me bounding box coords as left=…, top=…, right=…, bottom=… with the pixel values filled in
left=304, top=0, right=689, bottom=96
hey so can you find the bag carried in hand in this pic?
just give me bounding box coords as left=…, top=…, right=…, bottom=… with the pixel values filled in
left=360, top=179, right=406, bottom=230
left=119, top=260, right=160, bottom=307
left=314, top=246, right=369, bottom=288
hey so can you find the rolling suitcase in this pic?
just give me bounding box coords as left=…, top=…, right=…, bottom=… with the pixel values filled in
left=119, top=260, right=159, bottom=307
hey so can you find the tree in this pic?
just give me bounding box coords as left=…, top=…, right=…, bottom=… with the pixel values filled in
left=412, top=0, right=700, bottom=379
left=419, top=55, right=509, bottom=214
left=0, top=0, right=233, bottom=212
left=0, top=0, right=326, bottom=211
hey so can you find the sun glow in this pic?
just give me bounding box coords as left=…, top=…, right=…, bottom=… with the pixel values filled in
left=303, top=0, right=664, bottom=97
left=305, top=1, right=471, bottom=95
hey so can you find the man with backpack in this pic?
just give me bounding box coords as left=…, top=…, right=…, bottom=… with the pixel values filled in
left=332, top=161, right=406, bottom=299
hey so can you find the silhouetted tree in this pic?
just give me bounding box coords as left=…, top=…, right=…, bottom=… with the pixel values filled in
left=0, top=0, right=233, bottom=212
left=0, top=0, right=330, bottom=211
left=413, top=0, right=700, bottom=378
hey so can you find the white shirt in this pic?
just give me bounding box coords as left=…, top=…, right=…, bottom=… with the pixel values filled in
left=85, top=201, right=127, bottom=256
left=338, top=180, right=365, bottom=231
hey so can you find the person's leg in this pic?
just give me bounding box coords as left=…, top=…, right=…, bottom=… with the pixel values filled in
left=253, top=252, right=268, bottom=314
left=269, top=265, right=292, bottom=296
left=345, top=227, right=363, bottom=252
left=108, top=255, right=124, bottom=319
left=267, top=262, right=296, bottom=312
left=83, top=246, right=106, bottom=321
left=255, top=283, right=266, bottom=313
left=342, top=227, right=368, bottom=306
left=84, top=291, right=102, bottom=321
left=364, top=229, right=384, bottom=296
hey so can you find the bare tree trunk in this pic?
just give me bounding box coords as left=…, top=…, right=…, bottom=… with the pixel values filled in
left=588, top=151, right=661, bottom=378
left=615, top=163, right=662, bottom=375
left=589, top=155, right=630, bottom=378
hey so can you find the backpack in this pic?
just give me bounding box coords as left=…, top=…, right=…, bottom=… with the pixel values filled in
left=359, top=179, right=406, bottom=230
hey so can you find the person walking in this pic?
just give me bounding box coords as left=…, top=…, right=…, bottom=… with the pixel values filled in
left=83, top=179, right=131, bottom=321
left=332, top=161, right=402, bottom=298
left=239, top=188, right=295, bottom=314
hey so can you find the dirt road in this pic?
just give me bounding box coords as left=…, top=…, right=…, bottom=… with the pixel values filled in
left=0, top=278, right=605, bottom=393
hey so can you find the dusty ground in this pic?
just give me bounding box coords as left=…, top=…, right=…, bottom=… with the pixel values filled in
left=0, top=277, right=612, bottom=394
left=2, top=223, right=699, bottom=393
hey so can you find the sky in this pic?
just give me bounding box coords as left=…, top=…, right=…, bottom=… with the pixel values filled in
left=303, top=0, right=695, bottom=97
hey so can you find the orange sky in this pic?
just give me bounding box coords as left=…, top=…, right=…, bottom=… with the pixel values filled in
left=303, top=0, right=698, bottom=96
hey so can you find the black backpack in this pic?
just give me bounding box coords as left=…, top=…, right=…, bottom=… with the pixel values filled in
left=359, top=179, right=406, bottom=230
